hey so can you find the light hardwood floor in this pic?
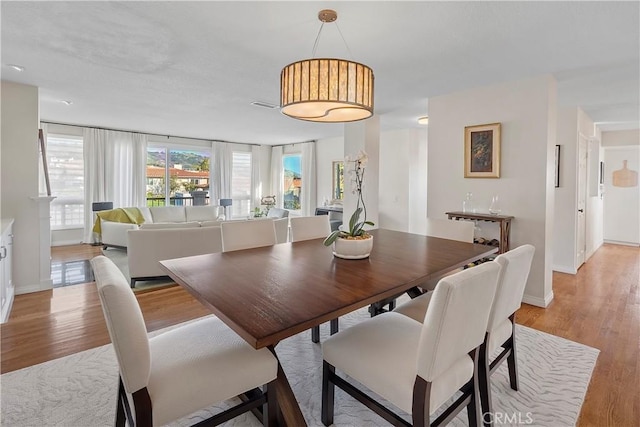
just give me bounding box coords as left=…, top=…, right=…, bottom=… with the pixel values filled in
left=1, top=243, right=638, bottom=426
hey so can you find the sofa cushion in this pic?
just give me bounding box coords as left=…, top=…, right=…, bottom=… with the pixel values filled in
left=139, top=222, right=200, bottom=230
left=185, top=206, right=223, bottom=222
left=138, top=207, right=153, bottom=224
left=150, top=206, right=186, bottom=223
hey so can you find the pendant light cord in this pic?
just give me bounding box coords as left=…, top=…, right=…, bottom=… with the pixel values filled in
left=311, top=22, right=354, bottom=59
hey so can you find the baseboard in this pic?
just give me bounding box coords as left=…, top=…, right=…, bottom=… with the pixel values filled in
left=16, top=281, right=53, bottom=295
left=522, top=291, right=554, bottom=308
left=604, top=239, right=640, bottom=247
left=51, top=239, right=84, bottom=247
left=552, top=265, right=577, bottom=274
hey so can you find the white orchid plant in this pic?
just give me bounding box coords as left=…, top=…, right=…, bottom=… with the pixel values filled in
left=324, top=151, right=375, bottom=246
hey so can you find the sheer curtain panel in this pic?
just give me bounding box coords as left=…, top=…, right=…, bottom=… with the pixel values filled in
left=83, top=128, right=147, bottom=243
left=300, top=141, right=317, bottom=216
left=270, top=146, right=284, bottom=209
left=211, top=141, right=232, bottom=203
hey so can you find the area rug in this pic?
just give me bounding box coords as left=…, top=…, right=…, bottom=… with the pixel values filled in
left=1, top=308, right=598, bottom=427
left=100, top=247, right=176, bottom=292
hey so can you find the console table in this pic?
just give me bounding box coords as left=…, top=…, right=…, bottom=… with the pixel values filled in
left=445, top=211, right=514, bottom=254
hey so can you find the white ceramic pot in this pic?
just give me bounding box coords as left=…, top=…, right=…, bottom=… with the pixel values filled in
left=332, top=235, right=374, bottom=259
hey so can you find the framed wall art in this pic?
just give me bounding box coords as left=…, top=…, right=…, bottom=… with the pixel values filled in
left=555, top=145, right=561, bottom=188
left=464, top=122, right=501, bottom=178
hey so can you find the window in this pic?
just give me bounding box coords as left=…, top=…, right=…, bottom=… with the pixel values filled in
left=146, top=147, right=211, bottom=206
left=283, top=154, right=302, bottom=211
left=231, top=151, right=252, bottom=218
left=48, top=134, right=84, bottom=229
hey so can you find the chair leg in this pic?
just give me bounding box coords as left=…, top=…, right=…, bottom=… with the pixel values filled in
left=467, top=348, right=481, bottom=427
left=263, top=380, right=278, bottom=427
left=478, top=336, right=492, bottom=426
left=321, top=361, right=335, bottom=426
left=311, top=325, right=320, bottom=343
left=507, top=314, right=519, bottom=391
left=115, top=378, right=126, bottom=427
left=411, top=376, right=431, bottom=427
left=330, top=318, right=339, bottom=335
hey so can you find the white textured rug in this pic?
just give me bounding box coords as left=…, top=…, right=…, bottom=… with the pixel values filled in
left=1, top=308, right=598, bottom=427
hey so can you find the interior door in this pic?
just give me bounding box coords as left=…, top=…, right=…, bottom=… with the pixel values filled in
left=576, top=134, right=587, bottom=268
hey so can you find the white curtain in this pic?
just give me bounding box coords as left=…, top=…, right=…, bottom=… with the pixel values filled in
left=251, top=145, right=262, bottom=210
left=300, top=141, right=317, bottom=216
left=270, top=146, right=284, bottom=208
left=83, top=128, right=147, bottom=243
left=211, top=141, right=232, bottom=204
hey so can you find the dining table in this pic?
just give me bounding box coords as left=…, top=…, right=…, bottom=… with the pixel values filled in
left=160, top=228, right=498, bottom=426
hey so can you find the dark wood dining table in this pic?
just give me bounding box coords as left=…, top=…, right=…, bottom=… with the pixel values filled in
left=160, top=228, right=497, bottom=426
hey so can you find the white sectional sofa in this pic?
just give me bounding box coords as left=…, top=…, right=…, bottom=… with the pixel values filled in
left=127, top=225, right=223, bottom=287
left=115, top=206, right=289, bottom=287
left=101, top=205, right=224, bottom=249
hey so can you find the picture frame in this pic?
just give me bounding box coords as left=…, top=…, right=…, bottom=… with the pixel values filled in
left=555, top=145, right=561, bottom=188
left=464, top=122, right=501, bottom=178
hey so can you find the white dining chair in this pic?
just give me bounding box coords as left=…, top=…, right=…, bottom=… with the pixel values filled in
left=221, top=219, right=277, bottom=252
left=290, top=215, right=336, bottom=343
left=273, top=217, right=290, bottom=243
left=289, top=215, right=331, bottom=242
left=370, top=217, right=477, bottom=316
left=90, top=255, right=279, bottom=427
left=393, top=244, right=535, bottom=424
left=321, top=261, right=501, bottom=427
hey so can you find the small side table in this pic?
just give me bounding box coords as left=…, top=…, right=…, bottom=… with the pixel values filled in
left=445, top=211, right=514, bottom=254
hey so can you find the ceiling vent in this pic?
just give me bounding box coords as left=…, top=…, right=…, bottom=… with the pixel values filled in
left=251, top=101, right=279, bottom=109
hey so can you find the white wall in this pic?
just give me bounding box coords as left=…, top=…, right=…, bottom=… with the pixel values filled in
left=316, top=136, right=344, bottom=207
left=603, top=145, right=640, bottom=245
left=1, top=81, right=51, bottom=293
left=553, top=108, right=603, bottom=272
left=602, top=129, right=640, bottom=147
left=553, top=108, right=578, bottom=272
left=428, top=75, right=557, bottom=307
left=315, top=128, right=428, bottom=235
left=379, top=128, right=428, bottom=233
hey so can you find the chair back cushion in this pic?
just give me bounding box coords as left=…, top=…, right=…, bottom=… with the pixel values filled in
left=138, top=207, right=153, bottom=223
left=273, top=217, right=289, bottom=243
left=487, top=244, right=535, bottom=332
left=417, top=261, right=500, bottom=381
left=90, top=256, right=151, bottom=393
left=290, top=216, right=331, bottom=242
left=426, top=218, right=474, bottom=243
left=221, top=219, right=277, bottom=252
left=267, top=207, right=289, bottom=218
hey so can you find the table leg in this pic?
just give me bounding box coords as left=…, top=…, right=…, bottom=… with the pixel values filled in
left=268, top=345, right=308, bottom=427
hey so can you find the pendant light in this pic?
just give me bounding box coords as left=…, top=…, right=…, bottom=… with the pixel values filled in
left=280, top=9, right=374, bottom=123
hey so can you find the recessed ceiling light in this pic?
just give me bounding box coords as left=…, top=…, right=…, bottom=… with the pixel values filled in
left=7, top=64, right=25, bottom=72
left=251, top=101, right=279, bottom=109
left=417, top=116, right=429, bottom=125
left=60, top=100, right=73, bottom=106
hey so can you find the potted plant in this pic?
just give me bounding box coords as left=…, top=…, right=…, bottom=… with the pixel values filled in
left=323, top=151, right=375, bottom=259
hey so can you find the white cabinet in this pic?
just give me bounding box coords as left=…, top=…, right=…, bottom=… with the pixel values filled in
left=1, top=219, right=15, bottom=323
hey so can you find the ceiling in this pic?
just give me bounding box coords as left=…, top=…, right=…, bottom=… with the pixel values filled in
left=2, top=1, right=639, bottom=145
